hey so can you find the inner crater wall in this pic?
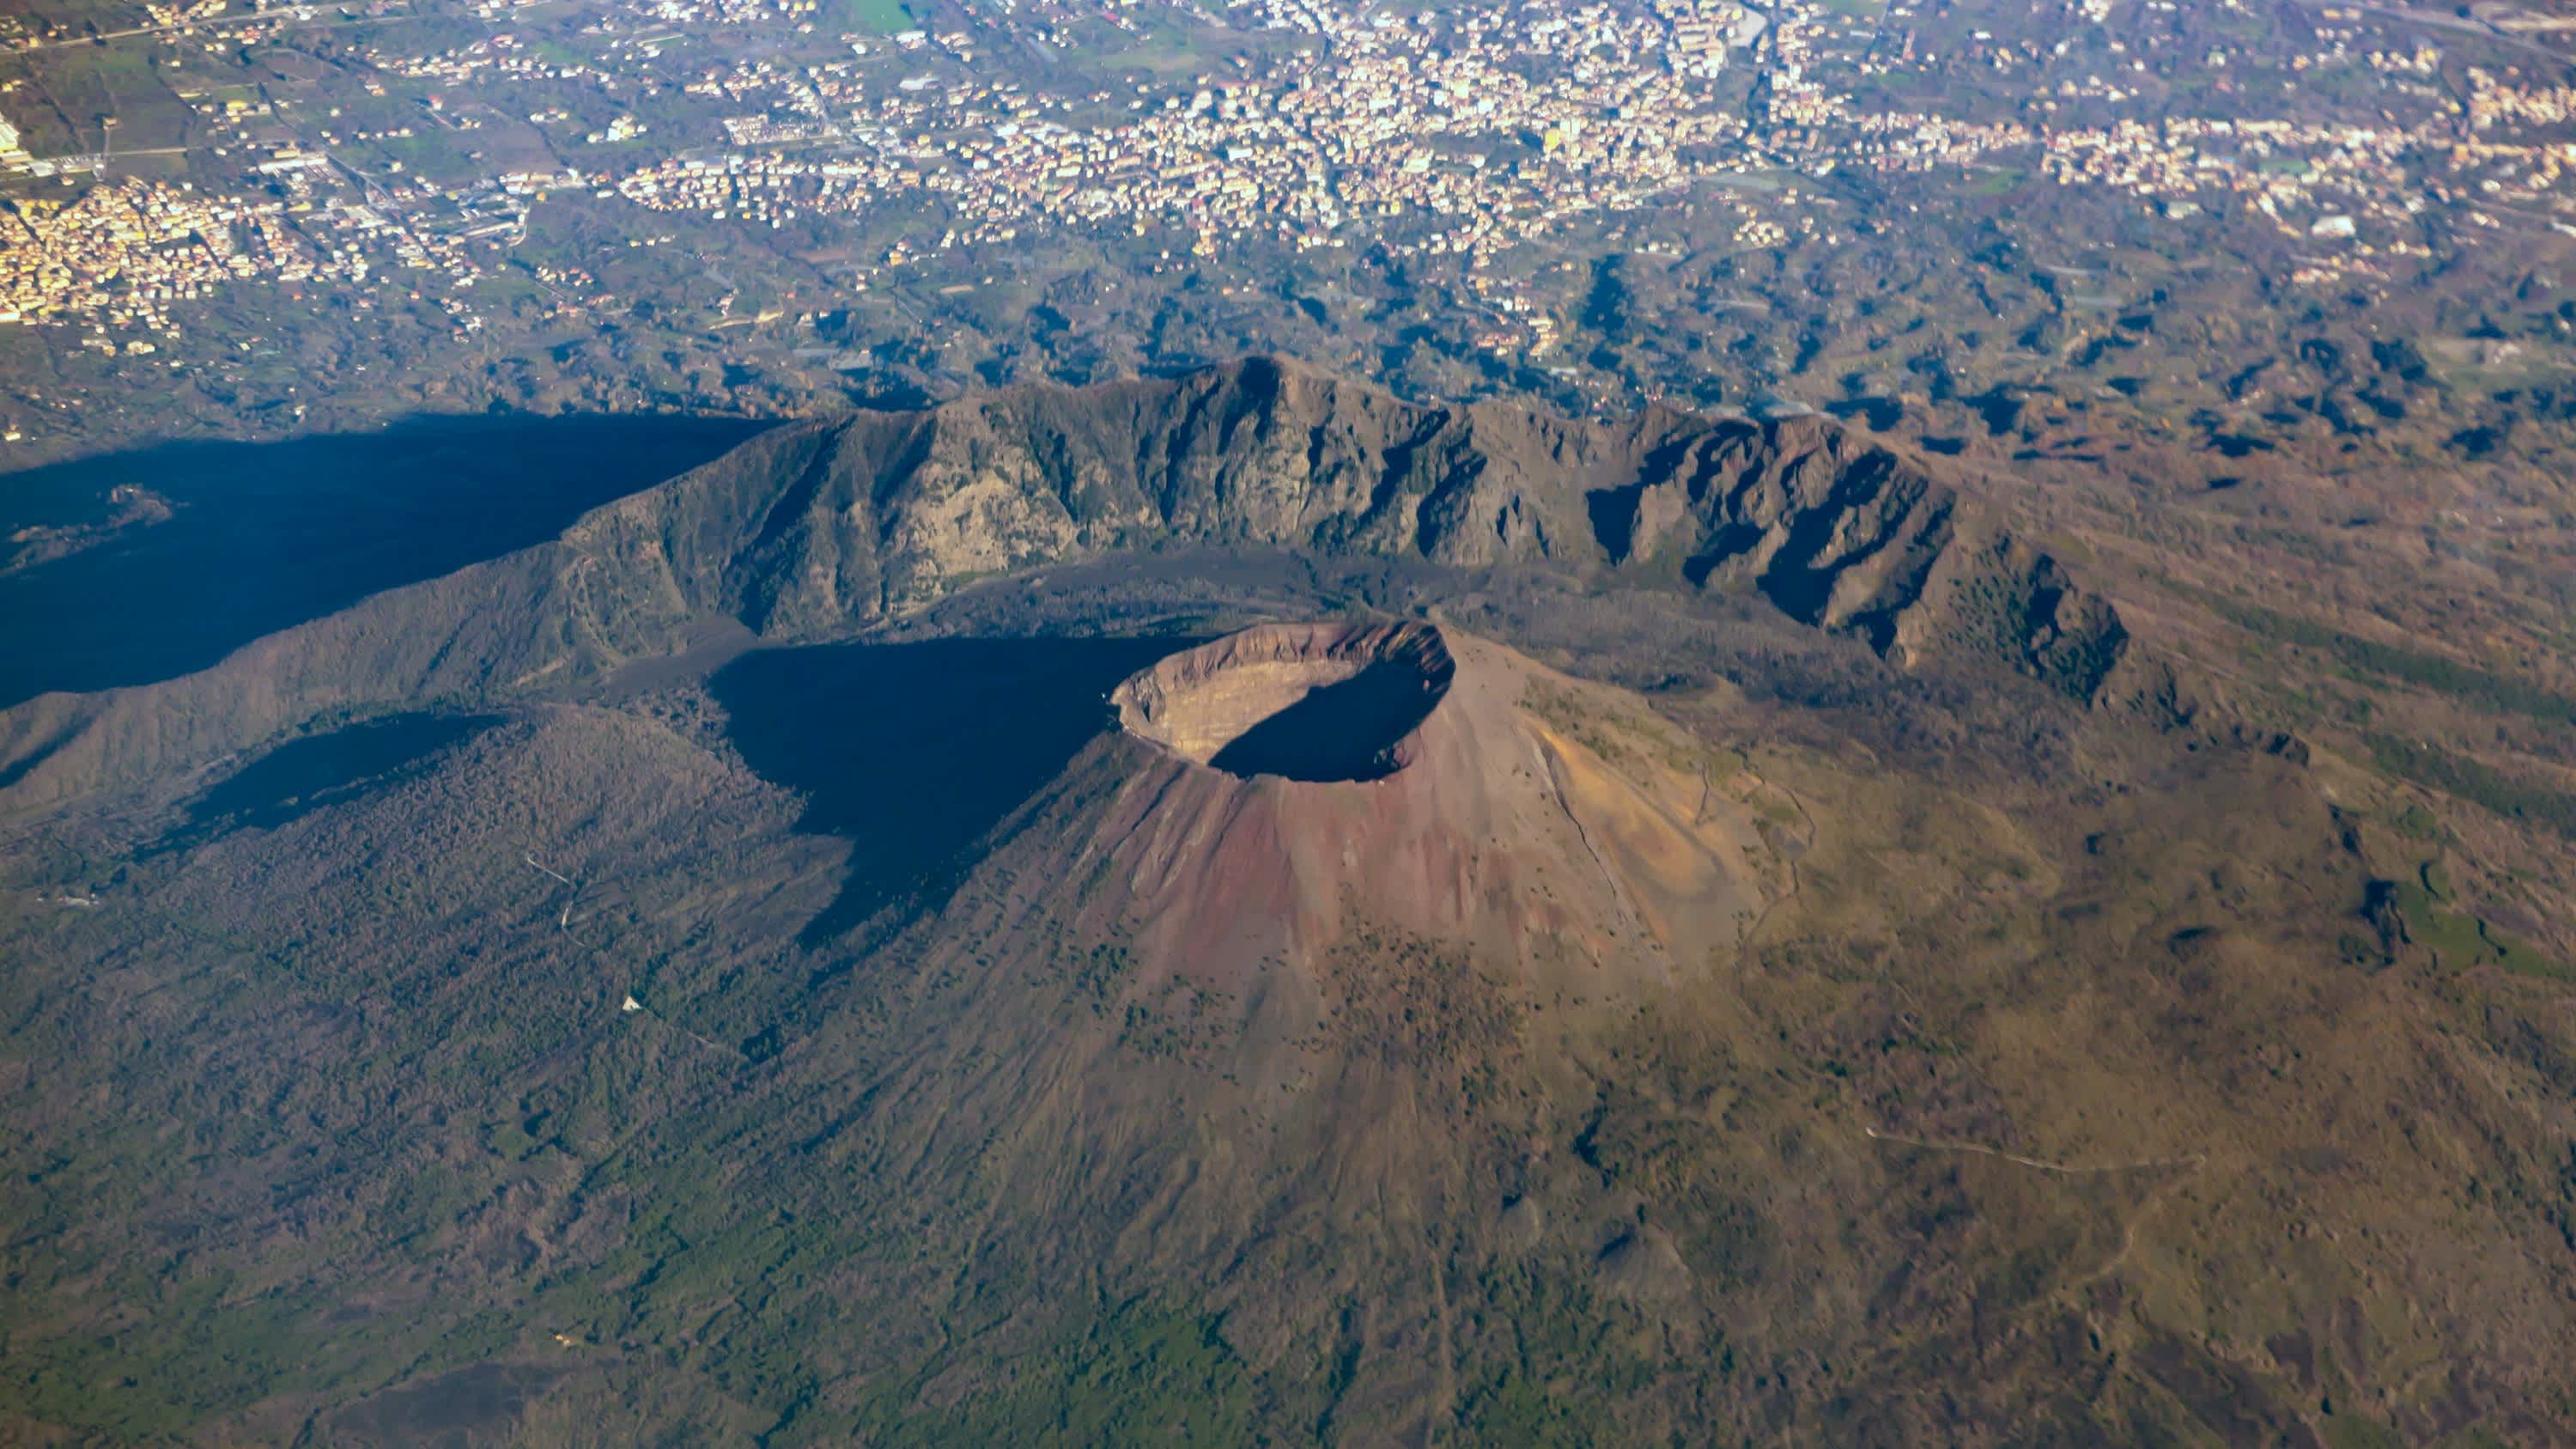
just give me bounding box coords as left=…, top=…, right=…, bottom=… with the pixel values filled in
left=1112, top=622, right=1455, bottom=782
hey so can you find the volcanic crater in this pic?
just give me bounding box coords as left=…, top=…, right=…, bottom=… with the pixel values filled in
left=1111, top=622, right=1455, bottom=783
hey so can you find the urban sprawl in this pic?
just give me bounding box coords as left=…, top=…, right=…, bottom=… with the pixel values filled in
left=7, top=0, right=2576, bottom=355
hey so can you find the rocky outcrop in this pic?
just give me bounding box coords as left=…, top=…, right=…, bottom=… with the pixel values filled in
left=0, top=359, right=2136, bottom=816
left=586, top=358, right=2129, bottom=694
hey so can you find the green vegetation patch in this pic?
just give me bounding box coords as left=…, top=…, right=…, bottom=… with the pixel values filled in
left=2208, top=595, right=2576, bottom=729
left=848, top=1300, right=1258, bottom=1446
left=2323, top=1413, right=2409, bottom=1449
left=2385, top=861, right=2573, bottom=983
left=0, top=1276, right=339, bottom=1442
left=2387, top=802, right=2444, bottom=842
left=2366, top=734, right=2576, bottom=843
left=832, top=0, right=914, bottom=33
left=1454, top=1265, right=1667, bottom=1446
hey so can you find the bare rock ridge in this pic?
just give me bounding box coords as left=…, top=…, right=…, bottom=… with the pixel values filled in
left=0, top=359, right=2135, bottom=813
left=568, top=357, right=2130, bottom=700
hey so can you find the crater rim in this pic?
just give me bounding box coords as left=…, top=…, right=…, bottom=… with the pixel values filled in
left=1109, top=621, right=1455, bottom=783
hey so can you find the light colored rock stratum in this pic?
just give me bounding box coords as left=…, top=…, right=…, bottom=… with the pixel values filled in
left=1110, top=621, right=1453, bottom=780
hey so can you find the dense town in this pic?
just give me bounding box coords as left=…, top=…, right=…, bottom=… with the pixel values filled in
left=6, top=0, right=2576, bottom=354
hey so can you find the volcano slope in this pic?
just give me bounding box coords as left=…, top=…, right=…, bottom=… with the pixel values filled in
left=2, top=361, right=2573, bottom=1447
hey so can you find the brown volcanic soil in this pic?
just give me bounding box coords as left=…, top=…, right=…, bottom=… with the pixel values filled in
left=1083, top=622, right=1781, bottom=998
left=3, top=363, right=2575, bottom=1448
left=744, top=612, right=2573, bottom=1447
left=4, top=595, right=2573, bottom=1447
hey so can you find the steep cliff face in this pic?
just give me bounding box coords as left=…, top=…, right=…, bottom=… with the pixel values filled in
left=564, top=358, right=2129, bottom=691
left=0, top=360, right=2135, bottom=816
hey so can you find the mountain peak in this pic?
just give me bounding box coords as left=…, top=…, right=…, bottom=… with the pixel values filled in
left=1036, top=622, right=1789, bottom=999
left=1111, top=620, right=1453, bottom=783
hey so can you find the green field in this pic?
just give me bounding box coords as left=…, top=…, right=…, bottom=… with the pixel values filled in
left=833, top=0, right=914, bottom=33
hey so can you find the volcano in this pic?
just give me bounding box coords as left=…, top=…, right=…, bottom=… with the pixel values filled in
left=3, top=363, right=2571, bottom=1449
left=1069, top=621, right=1783, bottom=1001
left=1112, top=621, right=1453, bottom=783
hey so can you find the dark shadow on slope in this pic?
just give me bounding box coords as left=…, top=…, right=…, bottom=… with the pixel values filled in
left=161, top=710, right=504, bottom=847
left=0, top=412, right=769, bottom=708
left=315, top=1362, right=566, bottom=1449
left=1585, top=483, right=1647, bottom=564
left=1206, top=661, right=1443, bottom=783
left=710, top=636, right=1188, bottom=942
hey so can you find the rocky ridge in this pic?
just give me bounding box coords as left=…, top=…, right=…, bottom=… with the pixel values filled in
left=579, top=358, right=2128, bottom=689
left=0, top=358, right=2133, bottom=816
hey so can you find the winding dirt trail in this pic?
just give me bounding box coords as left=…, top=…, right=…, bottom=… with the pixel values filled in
left=1858, top=1120, right=2207, bottom=1178
left=524, top=849, right=734, bottom=1057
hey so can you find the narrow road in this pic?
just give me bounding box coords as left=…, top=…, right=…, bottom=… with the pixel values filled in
left=1860, top=1121, right=2205, bottom=1177
left=525, top=850, right=736, bottom=1059
left=2284, top=0, right=2570, bottom=61
left=14, top=5, right=331, bottom=52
